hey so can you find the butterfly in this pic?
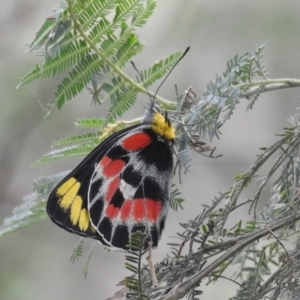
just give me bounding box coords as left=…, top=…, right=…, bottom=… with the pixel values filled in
left=47, top=47, right=189, bottom=250
left=47, top=103, right=175, bottom=250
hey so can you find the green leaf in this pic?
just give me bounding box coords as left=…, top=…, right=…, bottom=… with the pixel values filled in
left=56, top=53, right=102, bottom=109
left=70, top=238, right=84, bottom=263
left=75, top=118, right=105, bottom=128
left=32, top=141, right=99, bottom=166
left=33, top=171, right=70, bottom=194
left=18, top=0, right=156, bottom=111
left=53, top=132, right=99, bottom=146
left=0, top=198, right=46, bottom=237
left=18, top=40, right=90, bottom=88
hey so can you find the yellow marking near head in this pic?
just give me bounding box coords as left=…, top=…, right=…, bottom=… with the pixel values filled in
left=150, top=112, right=175, bottom=141
left=58, top=179, right=81, bottom=210
left=70, top=196, right=82, bottom=225
left=78, top=208, right=90, bottom=232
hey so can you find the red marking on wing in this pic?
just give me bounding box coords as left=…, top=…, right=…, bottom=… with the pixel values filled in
left=133, top=199, right=145, bottom=221
left=100, top=156, right=112, bottom=169
left=106, top=177, right=120, bottom=202
left=121, top=133, right=152, bottom=151
left=120, top=198, right=162, bottom=222
left=106, top=204, right=119, bottom=219
left=120, top=200, right=132, bottom=220
left=102, top=159, right=125, bottom=178
left=146, top=199, right=162, bottom=222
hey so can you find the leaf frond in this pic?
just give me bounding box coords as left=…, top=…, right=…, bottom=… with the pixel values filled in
left=32, top=141, right=98, bottom=166
left=53, top=132, right=99, bottom=146
left=0, top=198, right=46, bottom=237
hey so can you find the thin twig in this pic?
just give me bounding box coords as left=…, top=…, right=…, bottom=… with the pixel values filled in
left=267, top=228, right=293, bottom=266
left=210, top=275, right=260, bottom=297
left=146, top=241, right=158, bottom=287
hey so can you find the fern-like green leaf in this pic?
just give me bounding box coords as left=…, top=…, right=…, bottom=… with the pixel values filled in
left=106, top=85, right=137, bottom=122
left=19, top=0, right=157, bottom=112
left=29, top=18, right=56, bottom=51
left=70, top=238, right=84, bottom=263
left=18, top=40, right=90, bottom=88
left=0, top=198, right=46, bottom=237
left=170, top=184, right=185, bottom=211
left=131, top=0, right=156, bottom=28
left=53, top=132, right=99, bottom=146
left=33, top=171, right=70, bottom=194
left=32, top=141, right=99, bottom=166
left=138, top=51, right=184, bottom=88
left=113, top=34, right=144, bottom=68
left=56, top=54, right=102, bottom=109
left=75, top=118, right=105, bottom=128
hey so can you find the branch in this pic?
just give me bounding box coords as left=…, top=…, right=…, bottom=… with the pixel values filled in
left=239, top=78, right=300, bottom=98
left=164, top=211, right=300, bottom=300
left=210, top=275, right=260, bottom=297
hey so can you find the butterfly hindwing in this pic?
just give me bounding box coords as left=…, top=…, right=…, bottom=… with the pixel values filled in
left=88, top=126, right=173, bottom=249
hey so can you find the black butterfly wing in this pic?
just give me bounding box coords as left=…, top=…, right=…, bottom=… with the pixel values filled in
left=47, top=124, right=141, bottom=245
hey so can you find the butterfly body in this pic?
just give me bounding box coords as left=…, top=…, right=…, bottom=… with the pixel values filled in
left=47, top=108, right=174, bottom=250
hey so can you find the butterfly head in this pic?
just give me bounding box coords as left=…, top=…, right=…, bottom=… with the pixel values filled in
left=143, top=102, right=175, bottom=142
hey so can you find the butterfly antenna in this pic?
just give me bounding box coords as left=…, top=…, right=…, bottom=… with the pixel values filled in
left=131, top=46, right=190, bottom=109
left=130, top=61, right=154, bottom=107
left=153, top=46, right=190, bottom=101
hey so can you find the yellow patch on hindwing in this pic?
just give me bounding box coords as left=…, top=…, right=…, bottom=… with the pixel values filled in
left=70, top=196, right=82, bottom=225
left=56, top=177, right=91, bottom=232
left=150, top=112, right=175, bottom=141
left=79, top=208, right=90, bottom=231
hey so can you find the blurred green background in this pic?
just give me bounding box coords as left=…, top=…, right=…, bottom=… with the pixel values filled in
left=1, top=1, right=300, bottom=299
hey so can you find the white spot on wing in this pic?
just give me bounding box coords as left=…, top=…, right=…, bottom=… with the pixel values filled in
left=119, top=178, right=137, bottom=200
